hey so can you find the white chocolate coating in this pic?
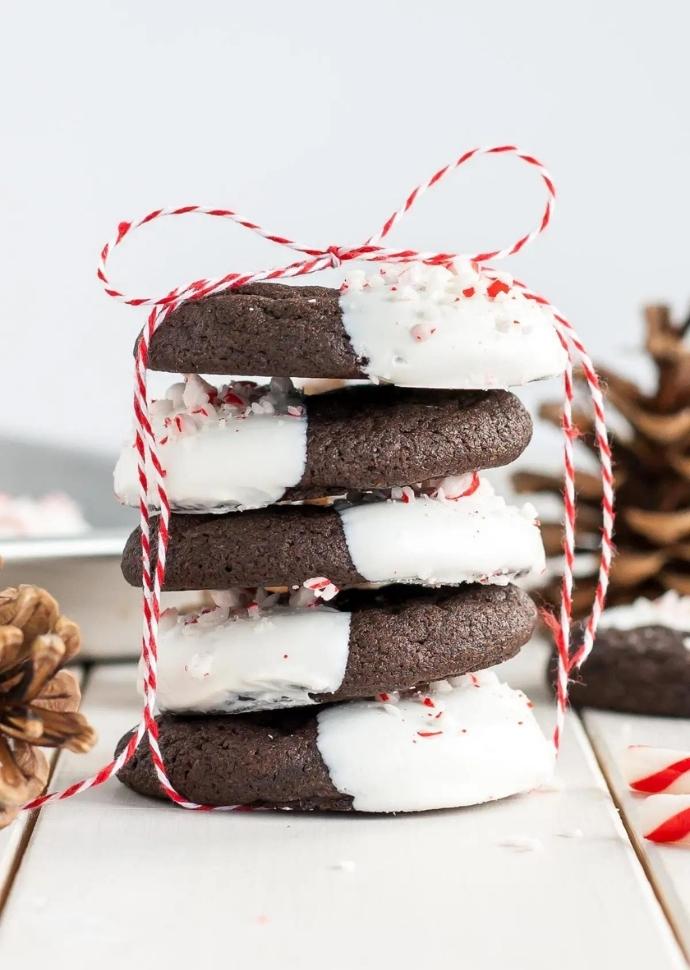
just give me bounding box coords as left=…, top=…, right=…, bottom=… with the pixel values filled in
left=599, top=590, right=690, bottom=633
left=114, top=377, right=307, bottom=512
left=146, top=604, right=351, bottom=714
left=316, top=671, right=554, bottom=813
left=340, top=478, right=545, bottom=585
left=339, top=262, right=568, bottom=389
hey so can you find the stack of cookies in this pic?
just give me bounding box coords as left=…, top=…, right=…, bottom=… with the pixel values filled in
left=114, top=261, right=568, bottom=813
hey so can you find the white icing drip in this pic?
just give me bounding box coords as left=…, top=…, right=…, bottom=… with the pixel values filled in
left=316, top=670, right=554, bottom=813
left=114, top=376, right=307, bottom=512
left=339, top=262, right=567, bottom=389
left=599, top=591, right=690, bottom=633
left=146, top=603, right=351, bottom=714
left=340, top=477, right=545, bottom=586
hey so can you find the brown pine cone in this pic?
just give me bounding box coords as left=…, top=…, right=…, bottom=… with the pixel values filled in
left=513, top=304, right=690, bottom=616
left=0, top=585, right=97, bottom=826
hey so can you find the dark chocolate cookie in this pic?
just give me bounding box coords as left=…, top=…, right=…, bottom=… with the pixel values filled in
left=139, top=283, right=359, bottom=377
left=551, top=625, right=690, bottom=717
left=122, top=505, right=359, bottom=590
left=331, top=584, right=536, bottom=702
left=117, top=710, right=352, bottom=811
left=293, top=385, right=531, bottom=496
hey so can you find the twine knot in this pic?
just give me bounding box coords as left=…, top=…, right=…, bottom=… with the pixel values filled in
left=325, top=245, right=344, bottom=269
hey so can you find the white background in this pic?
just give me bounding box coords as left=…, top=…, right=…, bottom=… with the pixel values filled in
left=2, top=0, right=689, bottom=456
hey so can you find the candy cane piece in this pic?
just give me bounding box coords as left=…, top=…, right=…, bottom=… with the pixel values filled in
left=623, top=746, right=690, bottom=795
left=639, top=794, right=690, bottom=846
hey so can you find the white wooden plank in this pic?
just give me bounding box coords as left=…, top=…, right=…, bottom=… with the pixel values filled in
left=583, top=705, right=690, bottom=960
left=0, top=668, right=84, bottom=908
left=0, top=645, right=684, bottom=970
left=0, top=808, right=35, bottom=910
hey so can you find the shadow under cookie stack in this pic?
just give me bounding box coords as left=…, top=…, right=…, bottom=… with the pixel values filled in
left=114, top=261, right=568, bottom=813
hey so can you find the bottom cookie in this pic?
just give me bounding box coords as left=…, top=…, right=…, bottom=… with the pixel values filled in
left=556, top=593, right=690, bottom=717
left=116, top=671, right=554, bottom=813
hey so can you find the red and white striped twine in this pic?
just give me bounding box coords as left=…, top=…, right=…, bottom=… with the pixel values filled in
left=24, top=145, right=614, bottom=813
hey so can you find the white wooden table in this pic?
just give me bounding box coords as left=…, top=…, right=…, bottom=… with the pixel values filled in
left=0, top=642, right=688, bottom=969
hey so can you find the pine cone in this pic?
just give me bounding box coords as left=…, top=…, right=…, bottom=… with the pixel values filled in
left=514, top=304, right=690, bottom=615
left=0, top=585, right=97, bottom=826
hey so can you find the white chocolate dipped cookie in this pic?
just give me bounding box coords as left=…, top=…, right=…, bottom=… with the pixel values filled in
left=117, top=670, right=554, bottom=812
left=122, top=475, right=546, bottom=590
left=139, top=263, right=567, bottom=389
left=144, top=584, right=537, bottom=715
left=114, top=376, right=533, bottom=512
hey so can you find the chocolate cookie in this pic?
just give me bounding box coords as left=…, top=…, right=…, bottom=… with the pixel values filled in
left=114, top=383, right=532, bottom=512
left=143, top=284, right=353, bottom=378
left=116, top=669, right=554, bottom=812
left=559, top=625, right=690, bottom=717
left=138, top=262, right=567, bottom=389
left=117, top=709, right=353, bottom=811
left=144, top=584, right=538, bottom=715
left=121, top=480, right=546, bottom=591
left=295, top=385, right=531, bottom=495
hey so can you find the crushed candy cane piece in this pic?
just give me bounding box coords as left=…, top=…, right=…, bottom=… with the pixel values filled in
left=410, top=322, right=437, bottom=342
left=487, top=278, right=511, bottom=299
left=303, top=577, right=340, bottom=601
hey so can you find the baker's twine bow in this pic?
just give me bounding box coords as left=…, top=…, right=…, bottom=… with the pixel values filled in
left=25, top=145, right=614, bottom=813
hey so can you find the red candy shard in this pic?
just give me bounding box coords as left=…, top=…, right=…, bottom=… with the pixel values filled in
left=460, top=471, right=481, bottom=498
left=487, top=279, right=510, bottom=299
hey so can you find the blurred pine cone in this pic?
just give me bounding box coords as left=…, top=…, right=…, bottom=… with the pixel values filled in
left=513, top=304, right=690, bottom=616
left=0, top=585, right=97, bottom=826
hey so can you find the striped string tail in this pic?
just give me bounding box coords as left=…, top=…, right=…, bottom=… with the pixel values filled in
left=25, top=145, right=614, bottom=813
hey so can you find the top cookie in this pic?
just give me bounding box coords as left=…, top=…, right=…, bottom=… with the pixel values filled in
left=140, top=262, right=568, bottom=388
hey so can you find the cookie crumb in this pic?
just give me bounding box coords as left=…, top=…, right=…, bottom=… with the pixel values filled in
left=498, top=836, right=544, bottom=852
left=535, top=777, right=563, bottom=793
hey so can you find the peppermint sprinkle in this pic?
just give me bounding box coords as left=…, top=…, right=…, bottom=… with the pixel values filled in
left=303, top=577, right=340, bottom=601
left=150, top=375, right=304, bottom=445
left=376, top=690, right=400, bottom=704
left=487, top=278, right=511, bottom=299
left=410, top=322, right=437, bottom=342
